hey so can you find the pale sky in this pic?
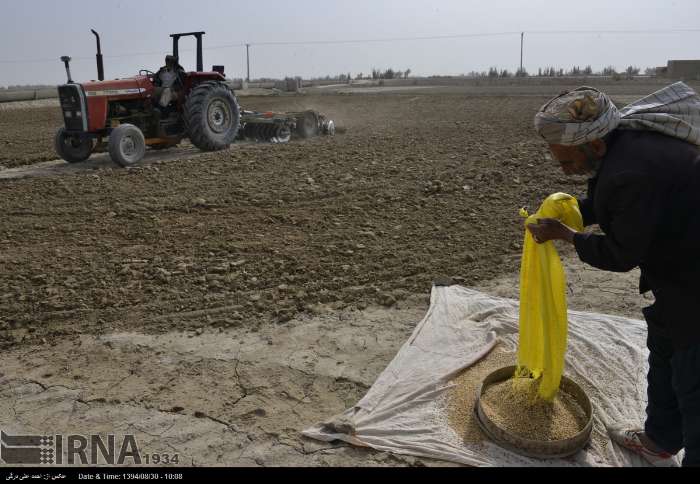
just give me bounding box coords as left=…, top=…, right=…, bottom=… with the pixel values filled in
left=1, top=0, right=699, bottom=87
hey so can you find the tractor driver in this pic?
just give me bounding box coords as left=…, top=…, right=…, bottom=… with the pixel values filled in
left=154, top=55, right=183, bottom=108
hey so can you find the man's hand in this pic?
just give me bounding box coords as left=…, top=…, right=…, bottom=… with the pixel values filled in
left=526, top=218, right=577, bottom=244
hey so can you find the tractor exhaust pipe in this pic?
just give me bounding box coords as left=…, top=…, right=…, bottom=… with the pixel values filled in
left=91, top=29, right=105, bottom=81
left=60, top=56, right=73, bottom=83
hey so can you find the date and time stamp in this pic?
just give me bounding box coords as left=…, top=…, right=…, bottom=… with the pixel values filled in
left=77, top=453, right=183, bottom=480
left=78, top=472, right=183, bottom=480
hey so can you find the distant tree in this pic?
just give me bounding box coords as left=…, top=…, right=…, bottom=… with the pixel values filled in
left=404, top=68, right=412, bottom=79
left=602, top=65, right=617, bottom=76
left=568, top=66, right=581, bottom=75
left=644, top=67, right=657, bottom=76
left=499, top=69, right=512, bottom=78
left=488, top=67, right=499, bottom=78
left=625, top=65, right=640, bottom=79
left=515, top=67, right=528, bottom=77
left=583, top=65, right=593, bottom=75
left=537, top=67, right=542, bottom=77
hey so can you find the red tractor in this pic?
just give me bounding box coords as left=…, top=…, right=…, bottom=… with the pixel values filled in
left=55, top=30, right=240, bottom=166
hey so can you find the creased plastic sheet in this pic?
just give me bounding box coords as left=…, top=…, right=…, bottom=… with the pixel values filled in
left=303, top=285, right=657, bottom=467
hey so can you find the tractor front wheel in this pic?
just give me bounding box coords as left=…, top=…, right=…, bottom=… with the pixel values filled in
left=185, top=82, right=240, bottom=151
left=54, top=128, right=93, bottom=163
left=109, top=124, right=146, bottom=167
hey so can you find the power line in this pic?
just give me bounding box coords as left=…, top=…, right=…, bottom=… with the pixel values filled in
left=0, top=45, right=248, bottom=64
left=527, top=28, right=700, bottom=35
left=222, top=28, right=700, bottom=47
left=0, top=51, right=168, bottom=65
left=1, top=28, right=699, bottom=64
left=250, top=31, right=520, bottom=46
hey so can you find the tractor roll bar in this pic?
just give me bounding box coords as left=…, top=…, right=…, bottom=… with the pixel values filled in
left=170, top=31, right=205, bottom=72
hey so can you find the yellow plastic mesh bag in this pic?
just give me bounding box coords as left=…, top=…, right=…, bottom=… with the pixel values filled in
left=516, top=193, right=583, bottom=401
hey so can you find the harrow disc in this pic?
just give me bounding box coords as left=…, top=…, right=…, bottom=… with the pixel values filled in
left=322, top=120, right=336, bottom=136
left=243, top=122, right=293, bottom=143
left=271, top=126, right=292, bottom=144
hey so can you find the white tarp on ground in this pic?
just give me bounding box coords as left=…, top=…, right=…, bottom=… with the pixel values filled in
left=303, top=285, right=666, bottom=467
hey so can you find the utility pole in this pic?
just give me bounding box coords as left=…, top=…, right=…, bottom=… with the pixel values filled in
left=246, top=43, right=251, bottom=82
left=520, top=32, right=524, bottom=74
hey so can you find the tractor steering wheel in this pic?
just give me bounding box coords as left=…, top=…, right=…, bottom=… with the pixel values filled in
left=139, top=70, right=156, bottom=80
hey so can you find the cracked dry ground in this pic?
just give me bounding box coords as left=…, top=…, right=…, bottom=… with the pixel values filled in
left=0, top=92, right=590, bottom=466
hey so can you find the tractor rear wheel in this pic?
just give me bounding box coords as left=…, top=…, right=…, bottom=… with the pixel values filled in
left=54, top=128, right=93, bottom=163
left=185, top=82, right=240, bottom=151
left=109, top=124, right=146, bottom=167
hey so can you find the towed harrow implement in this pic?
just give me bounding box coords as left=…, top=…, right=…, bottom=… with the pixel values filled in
left=239, top=109, right=335, bottom=144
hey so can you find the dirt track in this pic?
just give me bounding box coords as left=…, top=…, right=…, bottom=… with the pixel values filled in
left=0, top=86, right=662, bottom=466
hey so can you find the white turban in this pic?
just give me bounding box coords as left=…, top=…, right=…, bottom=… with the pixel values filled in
left=534, top=82, right=700, bottom=146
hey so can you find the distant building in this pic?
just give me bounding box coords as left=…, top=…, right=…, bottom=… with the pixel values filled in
left=666, top=60, right=700, bottom=80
